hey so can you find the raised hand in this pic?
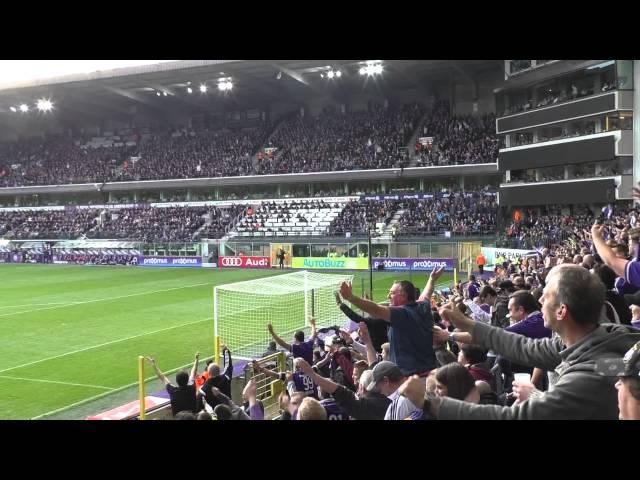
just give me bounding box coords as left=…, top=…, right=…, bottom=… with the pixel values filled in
left=294, top=357, right=313, bottom=375
left=358, top=322, right=371, bottom=345
left=399, top=375, right=426, bottom=408
left=339, top=281, right=353, bottom=301
left=591, top=222, right=606, bottom=240
left=430, top=266, right=445, bottom=281
left=438, top=304, right=474, bottom=332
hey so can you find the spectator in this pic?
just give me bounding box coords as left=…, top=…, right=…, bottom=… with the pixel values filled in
left=595, top=340, right=640, bottom=420
left=145, top=353, right=199, bottom=417
left=252, top=359, right=318, bottom=399
left=174, top=411, right=197, bottom=420
left=505, top=290, right=551, bottom=339
left=593, top=264, right=632, bottom=324
left=200, top=345, right=233, bottom=401
left=261, top=341, right=278, bottom=358
left=418, top=264, right=640, bottom=419
left=206, top=386, right=250, bottom=420
left=241, top=379, right=264, bottom=420
left=335, top=291, right=389, bottom=352
left=267, top=317, right=317, bottom=364
left=297, top=397, right=327, bottom=420
left=458, top=343, right=493, bottom=387
left=593, top=222, right=640, bottom=290
left=196, top=411, right=213, bottom=420
left=434, top=362, right=480, bottom=402
left=295, top=358, right=391, bottom=420
left=339, top=280, right=437, bottom=378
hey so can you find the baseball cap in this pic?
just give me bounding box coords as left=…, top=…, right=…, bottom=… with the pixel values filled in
left=366, top=361, right=403, bottom=392
left=594, top=341, right=640, bottom=378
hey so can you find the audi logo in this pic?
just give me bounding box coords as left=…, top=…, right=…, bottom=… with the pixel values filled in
left=221, top=257, right=243, bottom=267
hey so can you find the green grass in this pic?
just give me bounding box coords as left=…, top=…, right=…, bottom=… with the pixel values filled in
left=0, top=264, right=453, bottom=419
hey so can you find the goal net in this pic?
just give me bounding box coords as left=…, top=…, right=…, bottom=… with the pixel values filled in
left=214, top=270, right=354, bottom=360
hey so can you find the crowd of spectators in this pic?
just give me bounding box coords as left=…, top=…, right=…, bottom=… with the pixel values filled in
left=91, top=206, right=209, bottom=242
left=396, top=191, right=497, bottom=236
left=500, top=77, right=615, bottom=117
left=414, top=101, right=498, bottom=167
left=255, top=103, right=423, bottom=175
left=327, top=199, right=399, bottom=235
left=0, top=135, right=136, bottom=187
left=498, top=204, right=639, bottom=250
left=119, top=127, right=269, bottom=181
left=0, top=205, right=245, bottom=241
left=0, top=209, right=99, bottom=239
left=196, top=204, right=246, bottom=239
left=158, top=212, right=640, bottom=420
left=0, top=101, right=504, bottom=187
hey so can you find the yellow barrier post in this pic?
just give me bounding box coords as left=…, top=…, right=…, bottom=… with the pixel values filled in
left=138, top=356, right=146, bottom=420
left=214, top=336, right=221, bottom=366
left=453, top=267, right=457, bottom=286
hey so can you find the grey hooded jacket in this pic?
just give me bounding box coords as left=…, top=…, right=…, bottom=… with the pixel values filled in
left=436, top=322, right=640, bottom=420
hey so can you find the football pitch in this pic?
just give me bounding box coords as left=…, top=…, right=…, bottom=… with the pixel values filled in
left=0, top=264, right=454, bottom=419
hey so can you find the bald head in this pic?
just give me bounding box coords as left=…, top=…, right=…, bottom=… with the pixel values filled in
left=582, top=254, right=594, bottom=268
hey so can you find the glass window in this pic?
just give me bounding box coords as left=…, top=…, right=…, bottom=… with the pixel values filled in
left=616, top=60, right=633, bottom=90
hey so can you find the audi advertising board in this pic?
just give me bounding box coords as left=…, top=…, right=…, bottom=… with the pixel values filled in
left=372, top=258, right=455, bottom=271
left=136, top=256, right=202, bottom=267
left=218, top=256, right=271, bottom=269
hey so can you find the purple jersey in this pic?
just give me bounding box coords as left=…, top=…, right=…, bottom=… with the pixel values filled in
left=320, top=398, right=348, bottom=420
left=287, top=372, right=318, bottom=398
left=468, top=282, right=480, bottom=300
left=292, top=339, right=314, bottom=364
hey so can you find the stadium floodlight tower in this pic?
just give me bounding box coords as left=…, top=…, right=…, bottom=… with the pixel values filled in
left=213, top=270, right=354, bottom=363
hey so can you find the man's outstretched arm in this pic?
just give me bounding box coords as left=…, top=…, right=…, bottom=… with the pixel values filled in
left=340, top=282, right=391, bottom=322
left=145, top=356, right=171, bottom=386
left=419, top=267, right=444, bottom=303
left=267, top=322, right=292, bottom=351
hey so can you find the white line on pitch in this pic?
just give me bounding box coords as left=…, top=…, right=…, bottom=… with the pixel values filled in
left=0, top=375, right=114, bottom=391
left=0, top=316, right=213, bottom=375
left=0, top=283, right=211, bottom=319
left=0, top=302, right=76, bottom=309
left=31, top=357, right=199, bottom=420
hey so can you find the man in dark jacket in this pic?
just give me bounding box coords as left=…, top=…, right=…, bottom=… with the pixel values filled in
left=335, top=292, right=388, bottom=352
left=199, top=346, right=233, bottom=410
left=295, top=358, right=391, bottom=420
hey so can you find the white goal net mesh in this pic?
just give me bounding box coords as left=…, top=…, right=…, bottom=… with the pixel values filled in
left=214, top=270, right=354, bottom=359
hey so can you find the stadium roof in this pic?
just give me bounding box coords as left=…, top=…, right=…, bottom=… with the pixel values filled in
left=0, top=60, right=500, bottom=121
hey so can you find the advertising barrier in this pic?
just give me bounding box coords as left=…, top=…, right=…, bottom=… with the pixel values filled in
left=291, top=257, right=369, bottom=270
left=372, top=257, right=455, bottom=271
left=136, top=256, right=202, bottom=267
left=481, top=247, right=537, bottom=271
left=218, top=256, right=270, bottom=269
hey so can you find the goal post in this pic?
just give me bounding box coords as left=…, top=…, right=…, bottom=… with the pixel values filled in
left=213, top=270, right=354, bottom=362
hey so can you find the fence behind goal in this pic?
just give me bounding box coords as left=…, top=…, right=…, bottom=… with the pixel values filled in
left=213, top=270, right=354, bottom=361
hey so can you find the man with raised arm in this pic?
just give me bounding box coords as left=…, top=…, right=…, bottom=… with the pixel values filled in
left=339, top=276, right=436, bottom=378
left=146, top=352, right=200, bottom=416
left=267, top=316, right=317, bottom=364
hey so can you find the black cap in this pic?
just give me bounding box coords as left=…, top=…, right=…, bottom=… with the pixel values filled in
left=594, top=341, right=640, bottom=378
